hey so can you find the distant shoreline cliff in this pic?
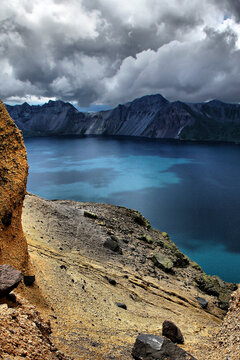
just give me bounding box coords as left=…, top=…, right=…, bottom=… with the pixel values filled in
left=6, top=94, right=240, bottom=143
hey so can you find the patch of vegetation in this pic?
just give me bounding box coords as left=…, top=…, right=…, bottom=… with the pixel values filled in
left=195, top=273, right=238, bottom=310
left=133, top=211, right=151, bottom=228
left=139, top=234, right=153, bottom=244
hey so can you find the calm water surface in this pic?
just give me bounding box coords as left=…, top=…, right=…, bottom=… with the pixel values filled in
left=24, top=136, right=240, bottom=283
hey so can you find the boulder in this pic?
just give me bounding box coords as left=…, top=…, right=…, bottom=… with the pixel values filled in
left=162, top=320, right=184, bottom=344
left=132, top=334, right=196, bottom=360
left=0, top=264, right=22, bottom=297
left=196, top=297, right=208, bottom=309
left=83, top=211, right=98, bottom=219
left=151, top=254, right=173, bottom=272
left=103, top=238, right=122, bottom=254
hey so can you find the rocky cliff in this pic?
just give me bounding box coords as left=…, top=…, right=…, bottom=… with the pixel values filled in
left=6, top=94, right=240, bottom=142
left=0, top=100, right=32, bottom=275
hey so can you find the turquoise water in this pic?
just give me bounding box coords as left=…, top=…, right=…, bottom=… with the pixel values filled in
left=24, top=136, right=240, bottom=283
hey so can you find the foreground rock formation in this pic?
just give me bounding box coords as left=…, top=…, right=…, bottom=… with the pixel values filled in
left=6, top=94, right=240, bottom=142
left=0, top=101, right=71, bottom=360
left=0, top=100, right=32, bottom=275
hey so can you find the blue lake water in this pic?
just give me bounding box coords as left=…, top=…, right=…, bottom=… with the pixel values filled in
left=24, top=136, right=240, bottom=283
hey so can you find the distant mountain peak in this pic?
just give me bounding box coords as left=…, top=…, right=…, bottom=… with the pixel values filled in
left=5, top=93, right=240, bottom=143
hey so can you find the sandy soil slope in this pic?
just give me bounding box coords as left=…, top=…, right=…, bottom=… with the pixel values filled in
left=20, top=193, right=235, bottom=359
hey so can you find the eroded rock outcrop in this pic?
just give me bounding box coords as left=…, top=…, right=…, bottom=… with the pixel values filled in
left=0, top=100, right=32, bottom=275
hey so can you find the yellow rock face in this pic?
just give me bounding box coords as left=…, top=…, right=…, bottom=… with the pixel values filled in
left=0, top=100, right=32, bottom=274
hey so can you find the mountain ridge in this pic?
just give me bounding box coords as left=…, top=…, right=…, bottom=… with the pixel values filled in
left=5, top=94, right=240, bottom=142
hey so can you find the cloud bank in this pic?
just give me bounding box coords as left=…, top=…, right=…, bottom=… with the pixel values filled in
left=1, top=0, right=240, bottom=106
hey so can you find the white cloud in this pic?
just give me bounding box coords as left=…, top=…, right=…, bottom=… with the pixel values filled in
left=0, top=0, right=240, bottom=105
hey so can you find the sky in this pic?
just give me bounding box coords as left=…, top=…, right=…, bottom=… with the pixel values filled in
left=1, top=0, right=240, bottom=108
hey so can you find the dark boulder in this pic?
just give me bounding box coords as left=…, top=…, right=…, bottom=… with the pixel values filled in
left=196, top=297, right=208, bottom=309
left=132, top=334, right=196, bottom=360
left=116, top=302, right=127, bottom=310
left=0, top=264, right=22, bottom=297
left=24, top=275, right=35, bottom=286
left=162, top=320, right=184, bottom=344
left=103, top=238, right=122, bottom=254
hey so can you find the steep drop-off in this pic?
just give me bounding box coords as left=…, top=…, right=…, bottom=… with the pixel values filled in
left=6, top=94, right=240, bottom=142
left=0, top=100, right=32, bottom=275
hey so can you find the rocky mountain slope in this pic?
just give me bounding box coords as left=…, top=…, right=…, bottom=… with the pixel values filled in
left=6, top=94, right=240, bottom=142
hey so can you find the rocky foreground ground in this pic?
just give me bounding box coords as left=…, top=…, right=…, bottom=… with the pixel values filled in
left=14, top=192, right=236, bottom=359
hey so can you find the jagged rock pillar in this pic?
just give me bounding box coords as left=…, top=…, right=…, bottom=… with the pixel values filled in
left=0, top=100, right=32, bottom=275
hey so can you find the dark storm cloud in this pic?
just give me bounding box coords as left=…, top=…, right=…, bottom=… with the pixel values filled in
left=1, top=0, right=240, bottom=106
left=213, top=0, right=240, bottom=22
left=101, top=26, right=240, bottom=104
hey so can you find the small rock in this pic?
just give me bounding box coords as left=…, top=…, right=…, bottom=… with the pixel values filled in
left=196, top=296, right=208, bottom=309
left=0, top=264, right=22, bottom=298
left=115, top=302, right=127, bottom=310
left=103, top=238, right=122, bottom=254
left=162, top=320, right=184, bottom=344
left=132, top=334, right=196, bottom=360
left=24, top=275, right=35, bottom=286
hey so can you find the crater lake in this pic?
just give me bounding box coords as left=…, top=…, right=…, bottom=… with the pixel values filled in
left=24, top=136, right=240, bottom=283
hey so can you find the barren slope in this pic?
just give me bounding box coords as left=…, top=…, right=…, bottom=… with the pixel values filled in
left=22, top=193, right=236, bottom=359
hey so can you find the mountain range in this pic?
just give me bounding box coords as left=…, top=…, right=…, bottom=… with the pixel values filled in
left=6, top=94, right=240, bottom=142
